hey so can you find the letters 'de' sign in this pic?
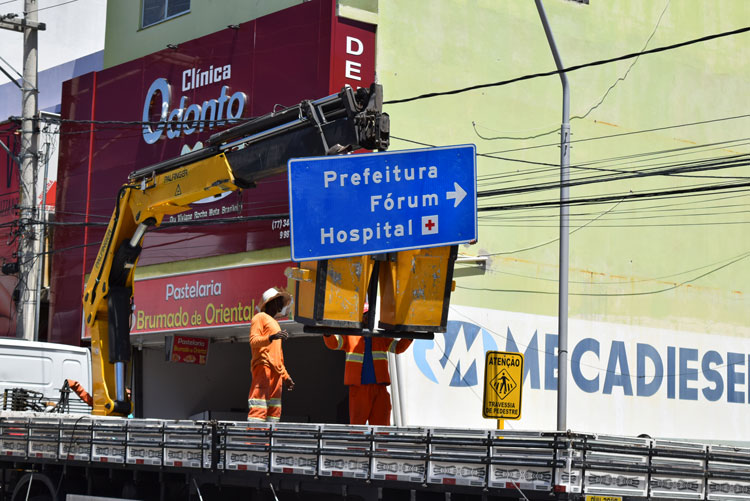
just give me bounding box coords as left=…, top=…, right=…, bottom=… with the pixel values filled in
left=287, top=145, right=477, bottom=261
left=483, top=351, right=524, bottom=420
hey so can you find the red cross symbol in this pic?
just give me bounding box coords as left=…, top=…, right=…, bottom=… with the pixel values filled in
left=424, top=219, right=436, bottom=231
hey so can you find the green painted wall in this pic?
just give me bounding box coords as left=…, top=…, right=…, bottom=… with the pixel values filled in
left=377, top=0, right=750, bottom=337
left=340, top=0, right=377, bottom=13
left=103, top=0, right=306, bottom=68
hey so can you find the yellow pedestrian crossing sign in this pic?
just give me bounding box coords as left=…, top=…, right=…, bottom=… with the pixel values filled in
left=483, top=351, right=524, bottom=420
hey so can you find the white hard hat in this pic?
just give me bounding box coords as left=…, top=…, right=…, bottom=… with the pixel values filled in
left=259, top=287, right=292, bottom=313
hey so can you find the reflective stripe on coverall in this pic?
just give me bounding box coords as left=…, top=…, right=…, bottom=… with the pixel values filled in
left=248, top=312, right=290, bottom=422
left=324, top=335, right=412, bottom=425
left=248, top=365, right=283, bottom=422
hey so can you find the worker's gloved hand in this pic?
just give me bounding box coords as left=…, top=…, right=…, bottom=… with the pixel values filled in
left=284, top=377, right=295, bottom=391
left=269, top=330, right=289, bottom=341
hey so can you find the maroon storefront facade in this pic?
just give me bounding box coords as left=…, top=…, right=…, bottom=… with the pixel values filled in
left=50, top=0, right=376, bottom=344
left=0, top=121, right=20, bottom=337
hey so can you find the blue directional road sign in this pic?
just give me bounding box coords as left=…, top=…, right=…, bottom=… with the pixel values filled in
left=288, top=144, right=477, bottom=261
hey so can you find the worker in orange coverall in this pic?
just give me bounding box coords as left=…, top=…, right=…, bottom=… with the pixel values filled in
left=248, top=287, right=295, bottom=422
left=324, top=304, right=412, bottom=425
left=66, top=379, right=93, bottom=407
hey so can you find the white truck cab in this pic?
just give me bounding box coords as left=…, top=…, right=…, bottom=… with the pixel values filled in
left=0, top=337, right=92, bottom=414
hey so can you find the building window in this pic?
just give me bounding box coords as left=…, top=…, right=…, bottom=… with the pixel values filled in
left=142, top=0, right=190, bottom=28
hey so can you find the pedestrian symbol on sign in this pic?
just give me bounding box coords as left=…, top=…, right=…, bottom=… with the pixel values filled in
left=489, top=369, right=516, bottom=400
left=421, top=215, right=438, bottom=235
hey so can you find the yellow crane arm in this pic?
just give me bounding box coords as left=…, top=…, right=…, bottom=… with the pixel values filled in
left=82, top=85, right=390, bottom=415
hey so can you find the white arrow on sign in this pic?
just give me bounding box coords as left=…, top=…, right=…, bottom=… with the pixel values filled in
left=446, top=182, right=467, bottom=208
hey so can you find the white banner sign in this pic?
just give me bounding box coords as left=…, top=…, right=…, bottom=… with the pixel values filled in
left=397, top=304, right=750, bottom=441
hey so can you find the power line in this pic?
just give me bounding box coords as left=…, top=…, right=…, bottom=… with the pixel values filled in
left=484, top=114, right=750, bottom=155
left=30, top=219, right=106, bottom=227
left=0, top=53, right=24, bottom=85
left=384, top=25, right=750, bottom=105
left=478, top=182, right=750, bottom=213
left=481, top=185, right=750, bottom=213
left=394, top=113, right=750, bottom=183
left=482, top=249, right=750, bottom=286
left=478, top=173, right=749, bottom=210
left=471, top=0, right=671, bottom=141
left=38, top=101, right=750, bottom=152
left=583, top=191, right=750, bottom=216
left=610, top=248, right=750, bottom=285
left=27, top=240, right=101, bottom=258
left=481, top=207, right=750, bottom=225
left=33, top=100, right=750, bottom=187
left=480, top=219, right=750, bottom=229
left=571, top=139, right=750, bottom=174
left=24, top=0, right=77, bottom=14
left=477, top=137, right=750, bottom=186
left=35, top=212, right=290, bottom=233
left=51, top=180, right=750, bottom=233
left=392, top=135, right=558, bottom=167
left=457, top=248, right=750, bottom=297
left=478, top=154, right=750, bottom=200
left=578, top=2, right=671, bottom=122
left=476, top=148, right=750, bottom=202
left=478, top=199, right=623, bottom=256
left=39, top=117, right=251, bottom=127
left=47, top=155, right=750, bottom=232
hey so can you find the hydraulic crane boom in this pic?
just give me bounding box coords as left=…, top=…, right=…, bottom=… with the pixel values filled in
left=82, top=84, right=390, bottom=416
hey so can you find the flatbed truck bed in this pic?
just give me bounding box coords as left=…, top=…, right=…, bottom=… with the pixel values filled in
left=3, top=412, right=750, bottom=500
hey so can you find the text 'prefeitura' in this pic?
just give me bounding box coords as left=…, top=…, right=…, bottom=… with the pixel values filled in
left=324, top=164, right=439, bottom=213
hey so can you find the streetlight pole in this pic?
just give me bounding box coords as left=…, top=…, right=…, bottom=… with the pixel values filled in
left=535, top=0, right=571, bottom=431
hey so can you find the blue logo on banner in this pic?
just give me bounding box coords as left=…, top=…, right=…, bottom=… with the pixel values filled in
left=413, top=320, right=497, bottom=387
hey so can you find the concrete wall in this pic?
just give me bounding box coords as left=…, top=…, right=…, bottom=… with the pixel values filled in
left=140, top=336, right=348, bottom=422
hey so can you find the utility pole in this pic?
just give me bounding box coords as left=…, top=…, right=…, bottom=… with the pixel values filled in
left=535, top=0, right=571, bottom=432
left=1, top=1, right=46, bottom=341
left=18, top=0, right=41, bottom=341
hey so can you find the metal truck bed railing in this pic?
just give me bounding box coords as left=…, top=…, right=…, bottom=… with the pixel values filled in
left=2, top=414, right=750, bottom=499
